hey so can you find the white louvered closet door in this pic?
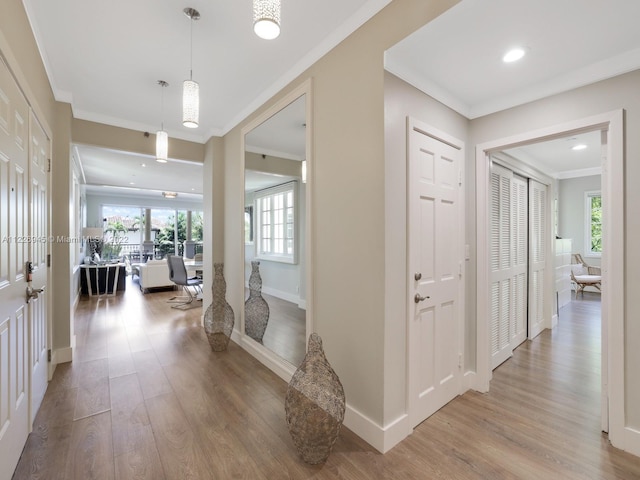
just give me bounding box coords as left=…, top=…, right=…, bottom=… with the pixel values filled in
left=490, top=164, right=529, bottom=369
left=511, top=175, right=528, bottom=348
left=490, top=164, right=513, bottom=369
left=528, top=179, right=547, bottom=339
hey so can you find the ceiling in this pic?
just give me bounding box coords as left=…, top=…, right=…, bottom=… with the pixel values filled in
left=384, top=0, right=640, bottom=177
left=25, top=0, right=640, bottom=196
left=385, top=0, right=640, bottom=120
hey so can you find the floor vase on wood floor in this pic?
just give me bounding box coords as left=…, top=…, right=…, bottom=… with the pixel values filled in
left=284, top=333, right=345, bottom=464
left=245, top=260, right=270, bottom=343
left=204, top=263, right=235, bottom=351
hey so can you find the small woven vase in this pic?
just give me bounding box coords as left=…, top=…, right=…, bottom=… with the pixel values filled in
left=204, top=263, right=234, bottom=351
left=245, top=260, right=270, bottom=343
left=284, top=333, right=345, bottom=464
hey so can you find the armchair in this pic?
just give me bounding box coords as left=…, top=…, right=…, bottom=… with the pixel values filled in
left=570, top=253, right=601, bottom=298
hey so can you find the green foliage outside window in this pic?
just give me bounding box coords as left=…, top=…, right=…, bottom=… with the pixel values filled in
left=590, top=195, right=602, bottom=253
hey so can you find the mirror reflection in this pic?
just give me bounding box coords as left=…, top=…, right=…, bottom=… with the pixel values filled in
left=244, top=94, right=307, bottom=366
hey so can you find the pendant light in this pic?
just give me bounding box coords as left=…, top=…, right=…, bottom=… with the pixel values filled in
left=156, top=80, right=169, bottom=163
left=253, top=0, right=281, bottom=40
left=183, top=7, right=200, bottom=128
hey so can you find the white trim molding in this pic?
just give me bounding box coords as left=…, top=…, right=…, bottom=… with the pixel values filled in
left=475, top=110, right=630, bottom=453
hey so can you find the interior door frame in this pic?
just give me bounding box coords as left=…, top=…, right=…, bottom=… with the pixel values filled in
left=475, top=110, right=624, bottom=445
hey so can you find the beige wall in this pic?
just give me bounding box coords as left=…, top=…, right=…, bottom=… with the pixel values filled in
left=383, top=72, right=471, bottom=424
left=72, top=119, right=205, bottom=162
left=469, top=70, right=640, bottom=429
left=222, top=0, right=461, bottom=430
left=0, top=0, right=55, bottom=126
left=203, top=135, right=225, bottom=310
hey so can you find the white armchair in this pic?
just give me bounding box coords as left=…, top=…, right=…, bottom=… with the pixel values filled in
left=138, top=259, right=174, bottom=293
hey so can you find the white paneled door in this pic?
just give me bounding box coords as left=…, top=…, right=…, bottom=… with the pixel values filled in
left=0, top=58, right=49, bottom=480
left=0, top=56, right=31, bottom=480
left=408, top=118, right=463, bottom=428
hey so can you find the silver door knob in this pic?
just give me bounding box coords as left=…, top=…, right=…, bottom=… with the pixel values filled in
left=414, top=293, right=429, bottom=303
left=26, top=285, right=45, bottom=303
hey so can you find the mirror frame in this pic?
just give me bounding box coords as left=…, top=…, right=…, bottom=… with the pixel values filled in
left=239, top=79, right=313, bottom=381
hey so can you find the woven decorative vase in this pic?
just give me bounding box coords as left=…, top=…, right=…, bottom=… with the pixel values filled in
left=245, top=260, right=270, bottom=343
left=204, top=263, right=234, bottom=352
left=284, top=333, right=345, bottom=464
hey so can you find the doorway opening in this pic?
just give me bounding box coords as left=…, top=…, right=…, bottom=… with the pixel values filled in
left=475, top=110, right=624, bottom=440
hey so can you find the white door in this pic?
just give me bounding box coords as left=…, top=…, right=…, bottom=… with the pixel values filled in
left=528, top=179, right=547, bottom=339
left=0, top=57, right=31, bottom=479
left=489, top=164, right=528, bottom=369
left=489, top=163, right=514, bottom=368
left=28, top=111, right=49, bottom=423
left=408, top=118, right=463, bottom=428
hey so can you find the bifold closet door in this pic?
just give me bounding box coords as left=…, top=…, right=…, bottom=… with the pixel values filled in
left=528, top=178, right=547, bottom=339
left=490, top=163, right=528, bottom=369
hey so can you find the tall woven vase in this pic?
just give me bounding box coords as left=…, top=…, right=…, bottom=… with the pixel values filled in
left=244, top=260, right=270, bottom=343
left=204, top=263, right=235, bottom=351
left=284, top=333, right=345, bottom=464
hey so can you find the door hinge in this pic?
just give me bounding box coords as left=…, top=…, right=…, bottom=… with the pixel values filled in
left=47, top=158, right=51, bottom=173
left=458, top=169, right=462, bottom=186
left=459, top=261, right=463, bottom=277
left=47, top=349, right=51, bottom=362
left=458, top=353, right=462, bottom=369
left=47, top=254, right=51, bottom=267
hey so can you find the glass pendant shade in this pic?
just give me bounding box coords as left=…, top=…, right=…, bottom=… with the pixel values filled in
left=253, top=0, right=281, bottom=40
left=156, top=130, right=168, bottom=163
left=183, top=79, right=199, bottom=128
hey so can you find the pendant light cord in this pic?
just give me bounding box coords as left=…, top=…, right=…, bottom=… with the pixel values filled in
left=189, top=17, right=193, bottom=81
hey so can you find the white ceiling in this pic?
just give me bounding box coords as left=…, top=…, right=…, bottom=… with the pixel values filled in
left=501, top=131, right=602, bottom=179
left=23, top=0, right=390, bottom=142
left=75, top=144, right=203, bottom=201
left=385, top=0, right=640, bottom=120
left=25, top=0, right=639, bottom=195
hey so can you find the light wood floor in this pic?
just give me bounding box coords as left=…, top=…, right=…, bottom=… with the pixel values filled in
left=12, top=290, right=640, bottom=479
left=260, top=292, right=306, bottom=366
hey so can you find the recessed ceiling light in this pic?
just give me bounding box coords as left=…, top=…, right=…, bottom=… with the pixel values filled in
left=129, top=182, right=135, bottom=185
left=572, top=144, right=588, bottom=151
left=141, top=163, right=146, bottom=167
left=503, top=47, right=526, bottom=63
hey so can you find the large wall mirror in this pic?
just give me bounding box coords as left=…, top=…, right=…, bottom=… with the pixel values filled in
left=241, top=82, right=312, bottom=373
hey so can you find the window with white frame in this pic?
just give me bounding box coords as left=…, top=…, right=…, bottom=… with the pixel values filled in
left=255, top=181, right=297, bottom=264
left=585, top=190, right=602, bottom=257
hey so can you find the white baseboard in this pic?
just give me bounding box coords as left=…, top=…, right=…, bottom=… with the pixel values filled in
left=261, top=285, right=299, bottom=305
left=343, top=405, right=411, bottom=454
left=612, top=426, right=640, bottom=458
left=463, top=370, right=477, bottom=391
left=53, top=346, right=73, bottom=364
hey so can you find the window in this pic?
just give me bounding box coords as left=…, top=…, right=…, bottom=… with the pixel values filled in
left=585, top=191, right=602, bottom=257
left=255, top=181, right=297, bottom=263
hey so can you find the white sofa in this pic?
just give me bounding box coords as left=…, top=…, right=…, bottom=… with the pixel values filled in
left=138, top=259, right=175, bottom=293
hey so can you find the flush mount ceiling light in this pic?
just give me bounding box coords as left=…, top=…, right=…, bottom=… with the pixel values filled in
left=183, top=7, right=200, bottom=128
left=253, top=0, right=281, bottom=40
left=162, top=191, right=178, bottom=199
left=503, top=47, right=526, bottom=63
left=156, top=80, right=169, bottom=163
